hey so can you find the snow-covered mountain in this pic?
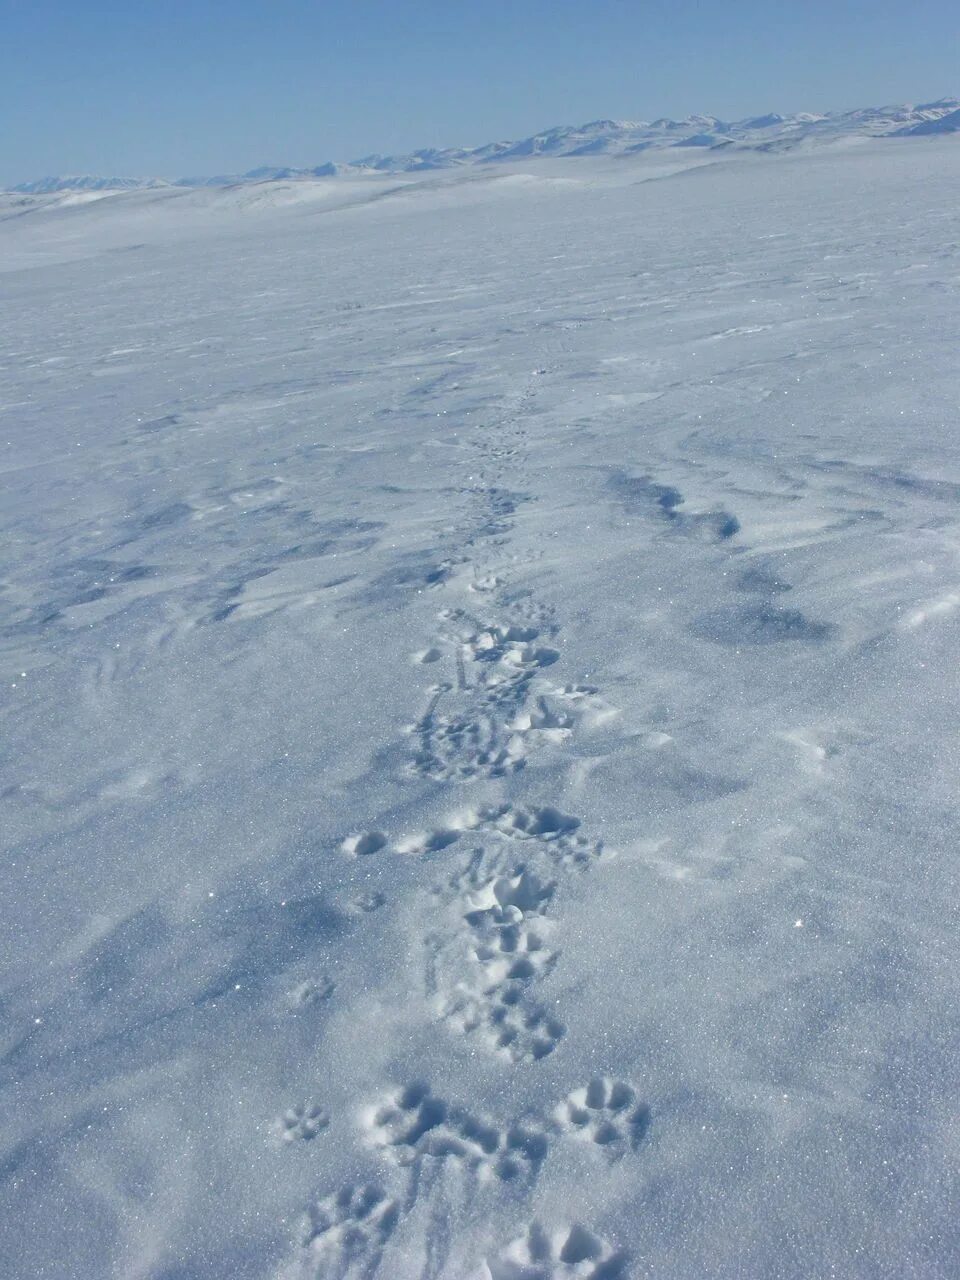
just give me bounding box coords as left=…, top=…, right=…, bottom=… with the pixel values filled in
left=9, top=96, right=958, bottom=193
left=10, top=174, right=174, bottom=194
left=898, top=105, right=960, bottom=135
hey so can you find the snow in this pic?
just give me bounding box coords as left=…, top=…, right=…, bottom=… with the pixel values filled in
left=2, top=134, right=960, bottom=1279
left=900, top=107, right=960, bottom=136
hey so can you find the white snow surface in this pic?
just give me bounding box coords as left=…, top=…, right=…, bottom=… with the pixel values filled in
left=2, top=138, right=960, bottom=1279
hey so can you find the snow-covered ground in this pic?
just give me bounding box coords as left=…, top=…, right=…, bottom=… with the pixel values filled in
left=2, top=136, right=960, bottom=1279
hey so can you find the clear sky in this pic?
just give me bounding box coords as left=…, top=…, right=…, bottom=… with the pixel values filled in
left=1, top=0, right=957, bottom=184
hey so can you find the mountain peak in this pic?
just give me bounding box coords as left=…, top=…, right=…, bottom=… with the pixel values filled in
left=8, top=95, right=958, bottom=194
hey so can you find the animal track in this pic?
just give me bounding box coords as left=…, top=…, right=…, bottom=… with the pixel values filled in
left=286, top=976, right=334, bottom=1011
left=396, top=803, right=603, bottom=867
left=507, top=697, right=575, bottom=746
left=555, top=1079, right=650, bottom=1158
left=280, top=394, right=638, bottom=1267
left=421, top=806, right=604, bottom=1060
left=409, top=596, right=618, bottom=781
left=433, top=876, right=565, bottom=1062
left=463, top=624, right=559, bottom=670
left=490, top=806, right=604, bottom=869
left=486, top=1222, right=628, bottom=1280
left=295, top=1183, right=398, bottom=1279
left=342, top=831, right=388, bottom=857
left=493, top=805, right=578, bottom=839
left=463, top=865, right=555, bottom=914
left=396, top=826, right=463, bottom=855
left=433, top=857, right=563, bottom=1062
left=443, top=983, right=566, bottom=1062
left=413, top=702, right=527, bottom=781
left=544, top=682, right=621, bottom=730
left=464, top=869, right=557, bottom=985
left=278, top=1102, right=330, bottom=1143
left=410, top=614, right=567, bottom=780
left=367, top=1082, right=547, bottom=1182
left=350, top=888, right=386, bottom=913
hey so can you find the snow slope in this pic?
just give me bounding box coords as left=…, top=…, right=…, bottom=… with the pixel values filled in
left=900, top=106, right=960, bottom=135
left=2, top=137, right=960, bottom=1279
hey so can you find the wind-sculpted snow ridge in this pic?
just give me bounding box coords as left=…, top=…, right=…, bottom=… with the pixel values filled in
left=4, top=129, right=960, bottom=1279
left=8, top=95, right=958, bottom=192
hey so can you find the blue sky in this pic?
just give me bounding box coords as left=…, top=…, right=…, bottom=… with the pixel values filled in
left=1, top=0, right=957, bottom=184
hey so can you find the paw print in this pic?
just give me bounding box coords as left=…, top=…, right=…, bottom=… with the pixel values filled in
left=486, top=1221, right=627, bottom=1279
left=279, top=1102, right=329, bottom=1142
left=285, top=976, right=334, bottom=1011
left=555, top=1079, right=649, bottom=1157
left=366, top=1082, right=546, bottom=1182
left=300, top=1183, right=398, bottom=1275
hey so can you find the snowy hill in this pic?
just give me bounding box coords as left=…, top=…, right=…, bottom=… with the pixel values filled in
left=9, top=95, right=958, bottom=193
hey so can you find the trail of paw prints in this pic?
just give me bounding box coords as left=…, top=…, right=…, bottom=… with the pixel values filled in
left=342, top=802, right=606, bottom=869
left=287, top=1183, right=399, bottom=1280
left=421, top=805, right=607, bottom=1062
left=462, top=486, right=531, bottom=548
left=484, top=1222, right=628, bottom=1280
left=409, top=606, right=619, bottom=781
left=283, top=1077, right=648, bottom=1276
left=410, top=616, right=562, bottom=781
left=286, top=1082, right=547, bottom=1277
left=488, top=804, right=606, bottom=869
left=553, top=1079, right=650, bottom=1160
left=338, top=804, right=606, bottom=1063
left=365, top=1081, right=548, bottom=1185
left=466, top=370, right=543, bottom=499
left=430, top=853, right=563, bottom=1062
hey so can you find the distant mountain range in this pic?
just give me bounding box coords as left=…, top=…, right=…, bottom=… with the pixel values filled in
left=9, top=97, right=959, bottom=194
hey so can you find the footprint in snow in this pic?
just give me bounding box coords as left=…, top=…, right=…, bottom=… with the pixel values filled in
left=485, top=1221, right=628, bottom=1280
